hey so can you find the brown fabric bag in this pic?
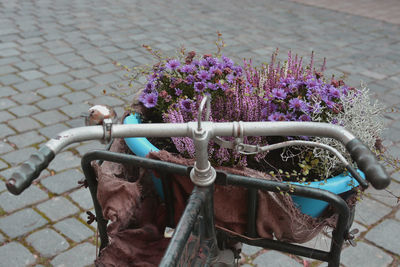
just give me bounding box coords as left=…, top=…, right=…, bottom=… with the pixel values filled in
left=93, top=138, right=353, bottom=266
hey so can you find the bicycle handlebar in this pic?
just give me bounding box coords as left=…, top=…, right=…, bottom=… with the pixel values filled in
left=346, top=139, right=390, bottom=189
left=6, top=147, right=55, bottom=195
left=6, top=121, right=391, bottom=194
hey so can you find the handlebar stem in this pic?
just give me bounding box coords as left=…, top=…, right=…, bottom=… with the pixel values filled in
left=189, top=122, right=217, bottom=187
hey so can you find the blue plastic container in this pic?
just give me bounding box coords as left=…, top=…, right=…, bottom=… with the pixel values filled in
left=123, top=113, right=363, bottom=217
left=123, top=113, right=163, bottom=200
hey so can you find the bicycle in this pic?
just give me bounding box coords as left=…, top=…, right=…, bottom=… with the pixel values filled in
left=6, top=97, right=391, bottom=266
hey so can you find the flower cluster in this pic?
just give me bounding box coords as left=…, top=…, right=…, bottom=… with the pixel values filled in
left=137, top=49, right=383, bottom=180
left=139, top=52, right=245, bottom=116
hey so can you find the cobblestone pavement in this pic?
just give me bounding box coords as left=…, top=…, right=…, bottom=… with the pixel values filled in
left=1, top=0, right=399, bottom=266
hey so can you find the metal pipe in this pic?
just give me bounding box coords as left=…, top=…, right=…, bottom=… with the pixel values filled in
left=246, top=188, right=258, bottom=238
left=44, top=121, right=356, bottom=156
left=160, top=186, right=207, bottom=266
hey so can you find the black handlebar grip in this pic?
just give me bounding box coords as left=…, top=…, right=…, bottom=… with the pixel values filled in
left=6, top=146, right=54, bottom=195
left=346, top=139, right=390, bottom=190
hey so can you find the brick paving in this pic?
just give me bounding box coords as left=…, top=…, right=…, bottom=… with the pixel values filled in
left=0, top=0, right=399, bottom=266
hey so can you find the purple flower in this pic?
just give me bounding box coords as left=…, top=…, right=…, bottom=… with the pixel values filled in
left=207, top=82, right=218, bottom=90
left=268, top=112, right=286, bottom=121
left=221, top=55, right=234, bottom=68
left=328, top=86, right=341, bottom=98
left=288, top=98, right=307, bottom=111
left=147, top=72, right=158, bottom=82
left=166, top=59, right=180, bottom=70
left=199, top=59, right=210, bottom=68
left=180, top=99, right=193, bottom=112
left=194, top=81, right=206, bottom=92
left=271, top=88, right=287, bottom=100
left=325, top=99, right=335, bottom=109
left=226, top=73, right=235, bottom=83
left=175, top=88, right=182, bottom=96
left=197, top=70, right=212, bottom=81
left=141, top=93, right=158, bottom=108
left=144, top=82, right=155, bottom=94
left=299, top=114, right=311, bottom=121
left=207, top=57, right=218, bottom=67
left=184, top=75, right=195, bottom=84
left=180, top=64, right=195, bottom=73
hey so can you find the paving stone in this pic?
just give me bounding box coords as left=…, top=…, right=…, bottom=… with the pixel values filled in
left=0, top=65, right=17, bottom=75
left=70, top=188, right=94, bottom=210
left=26, top=228, right=69, bottom=257
left=0, top=42, right=17, bottom=50
left=49, top=47, right=75, bottom=55
left=0, top=98, right=17, bottom=110
left=0, top=160, right=7, bottom=170
left=8, top=117, right=41, bottom=132
left=0, top=208, right=47, bottom=238
left=65, top=79, right=95, bottom=90
left=63, top=91, right=92, bottom=103
left=253, top=250, right=301, bottom=266
left=75, top=141, right=105, bottom=156
left=47, top=151, right=81, bottom=172
left=19, top=70, right=45, bottom=80
left=94, top=63, right=118, bottom=73
left=41, top=169, right=83, bottom=194
left=37, top=197, right=79, bottom=221
left=396, top=209, right=400, bottom=220
left=13, top=61, right=38, bottom=71
left=90, top=73, right=121, bottom=85
left=0, top=242, right=36, bottom=267
left=53, top=217, right=94, bottom=243
left=64, top=60, right=92, bottom=69
left=65, top=118, right=85, bottom=128
left=365, top=219, right=400, bottom=255
left=241, top=244, right=262, bottom=256
left=354, top=197, right=392, bottom=226
left=33, top=110, right=69, bottom=125
left=341, top=241, right=393, bottom=267
left=9, top=104, right=41, bottom=117
left=41, top=64, right=70, bottom=75
left=38, top=123, right=69, bottom=139
left=2, top=147, right=37, bottom=166
left=6, top=129, right=41, bottom=150
left=0, top=124, right=15, bottom=138
left=0, top=111, right=15, bottom=123
left=0, top=141, right=14, bottom=154
left=92, top=95, right=125, bottom=107
left=50, top=242, right=96, bottom=267
left=364, top=181, right=400, bottom=207
left=0, top=180, right=6, bottom=192
left=14, top=79, right=46, bottom=92
left=36, top=84, right=70, bottom=97
left=43, top=73, right=73, bottom=85
left=0, top=184, right=48, bottom=212
left=36, top=97, right=68, bottom=110
left=83, top=54, right=109, bottom=65
left=11, top=92, right=42, bottom=105
left=0, top=48, right=20, bottom=57
left=60, top=102, right=90, bottom=118
left=0, top=86, right=17, bottom=97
